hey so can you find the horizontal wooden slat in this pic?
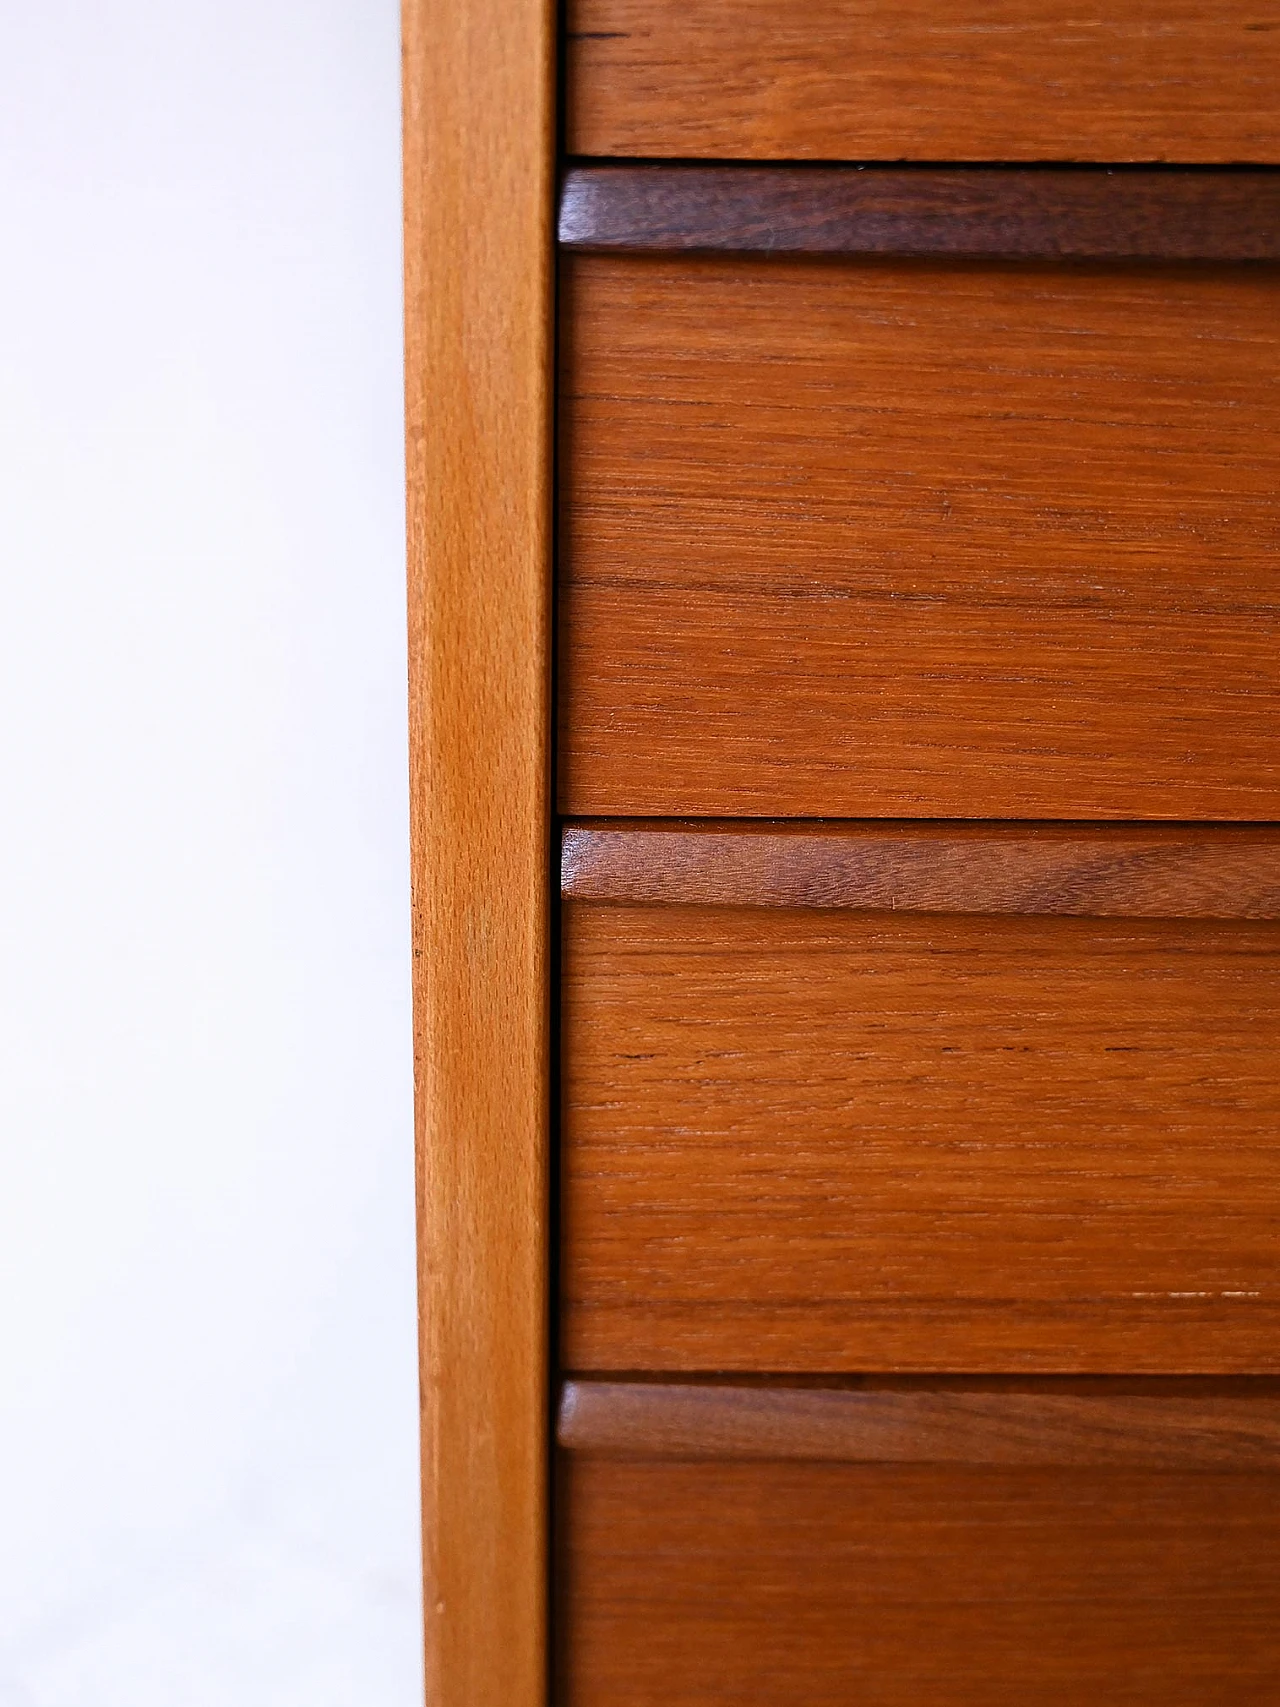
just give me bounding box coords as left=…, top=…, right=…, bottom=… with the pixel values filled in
left=558, top=1453, right=1280, bottom=1706
left=566, top=0, right=1280, bottom=163
left=558, top=1379, right=1280, bottom=1468
left=560, top=255, right=1280, bottom=819
left=562, top=822, right=1280, bottom=919
left=562, top=903, right=1280, bottom=1371
left=561, top=167, right=1280, bottom=259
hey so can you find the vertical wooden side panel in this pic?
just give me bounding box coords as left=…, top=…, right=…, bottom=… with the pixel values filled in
left=403, top=2, right=553, bottom=1705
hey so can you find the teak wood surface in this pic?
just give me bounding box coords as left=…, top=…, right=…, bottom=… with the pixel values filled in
left=558, top=1378, right=1280, bottom=1469
left=566, top=0, right=1280, bottom=162
left=557, top=1451, right=1280, bottom=1705
left=560, top=166, right=1280, bottom=260
left=559, top=254, right=1280, bottom=820
left=562, top=822, right=1280, bottom=919
left=403, top=1, right=553, bottom=1703
left=562, top=902, right=1280, bottom=1371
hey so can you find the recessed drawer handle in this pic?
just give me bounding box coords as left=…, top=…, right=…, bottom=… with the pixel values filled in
left=557, top=1378, right=1280, bottom=1469
left=560, top=166, right=1280, bottom=260
left=562, top=821, right=1280, bottom=920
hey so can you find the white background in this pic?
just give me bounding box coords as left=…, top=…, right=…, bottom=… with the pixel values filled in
left=0, top=3, right=421, bottom=1702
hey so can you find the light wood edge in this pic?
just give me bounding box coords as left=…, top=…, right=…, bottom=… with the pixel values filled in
left=404, top=3, right=554, bottom=1705
left=558, top=1381, right=1280, bottom=1469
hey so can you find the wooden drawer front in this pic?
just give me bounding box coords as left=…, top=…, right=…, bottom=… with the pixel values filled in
left=561, top=828, right=1280, bottom=1372
left=566, top=0, right=1280, bottom=164
left=557, top=1381, right=1280, bottom=1707
left=559, top=255, right=1280, bottom=820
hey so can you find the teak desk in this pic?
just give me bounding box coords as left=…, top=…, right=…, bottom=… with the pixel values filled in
left=404, top=4, right=1280, bottom=1701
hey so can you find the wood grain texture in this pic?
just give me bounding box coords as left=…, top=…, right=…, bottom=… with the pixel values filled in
left=558, top=1378, right=1280, bottom=1468
left=561, top=166, right=1280, bottom=258
left=403, top=1, right=553, bottom=1702
left=559, top=255, right=1280, bottom=819
left=557, top=1452, right=1280, bottom=1706
left=566, top=0, right=1280, bottom=162
left=562, top=822, right=1280, bottom=919
left=561, top=903, right=1280, bottom=1371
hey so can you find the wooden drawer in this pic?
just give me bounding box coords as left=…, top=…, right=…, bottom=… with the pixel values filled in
left=566, top=0, right=1280, bottom=163
left=557, top=1379, right=1280, bottom=1707
left=559, top=253, right=1280, bottom=820
left=561, top=824, right=1280, bottom=1372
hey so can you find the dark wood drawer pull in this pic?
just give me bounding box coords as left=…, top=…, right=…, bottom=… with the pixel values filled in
left=558, top=1378, right=1280, bottom=1469
left=562, top=822, right=1280, bottom=919
left=560, top=166, right=1280, bottom=259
